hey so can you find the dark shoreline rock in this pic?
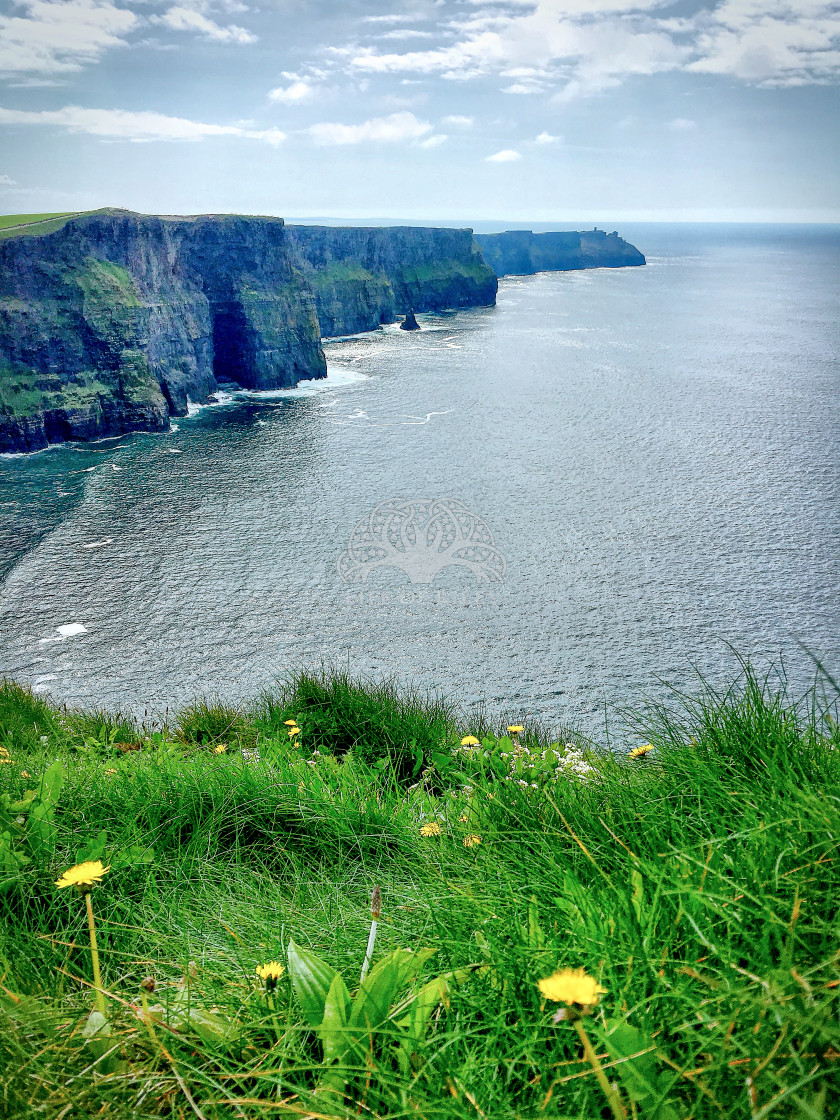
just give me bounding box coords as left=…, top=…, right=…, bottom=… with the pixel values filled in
left=400, top=308, right=420, bottom=331
left=475, top=228, right=645, bottom=277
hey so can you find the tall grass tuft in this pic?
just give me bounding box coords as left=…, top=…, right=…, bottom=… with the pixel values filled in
left=255, top=666, right=458, bottom=776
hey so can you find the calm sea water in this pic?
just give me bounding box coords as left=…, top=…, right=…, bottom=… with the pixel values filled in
left=1, top=224, right=838, bottom=740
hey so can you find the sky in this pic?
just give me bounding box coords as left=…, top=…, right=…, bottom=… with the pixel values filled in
left=0, top=0, right=839, bottom=223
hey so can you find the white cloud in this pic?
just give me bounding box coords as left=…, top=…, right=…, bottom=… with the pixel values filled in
left=377, top=29, right=438, bottom=40
left=268, top=79, right=314, bottom=104
left=349, top=6, right=686, bottom=97
left=420, top=132, right=447, bottom=147
left=160, top=7, right=256, bottom=44
left=0, top=105, right=285, bottom=143
left=363, top=13, right=429, bottom=24
left=486, top=148, right=521, bottom=162
left=307, top=111, right=432, bottom=145
left=0, top=0, right=138, bottom=75
left=343, top=0, right=840, bottom=97
left=534, top=131, right=560, bottom=143
left=689, top=1, right=840, bottom=85
left=442, top=114, right=474, bottom=126
left=0, top=173, right=16, bottom=186
left=669, top=117, right=696, bottom=130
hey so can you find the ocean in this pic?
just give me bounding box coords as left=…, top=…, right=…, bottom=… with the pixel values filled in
left=1, top=224, right=838, bottom=740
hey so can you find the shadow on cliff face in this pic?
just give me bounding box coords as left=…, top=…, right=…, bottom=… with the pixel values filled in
left=210, top=297, right=250, bottom=387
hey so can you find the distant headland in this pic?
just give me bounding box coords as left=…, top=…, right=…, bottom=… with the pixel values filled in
left=0, top=210, right=645, bottom=454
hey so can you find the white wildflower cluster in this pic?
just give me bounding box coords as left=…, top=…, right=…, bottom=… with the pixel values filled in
left=555, top=744, right=597, bottom=782
left=503, top=741, right=597, bottom=786
left=454, top=732, right=598, bottom=793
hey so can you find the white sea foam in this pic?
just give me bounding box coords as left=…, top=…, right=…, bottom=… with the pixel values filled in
left=57, top=623, right=87, bottom=637
left=38, top=622, right=88, bottom=645
left=81, top=538, right=113, bottom=549
left=235, top=364, right=369, bottom=401
left=400, top=410, right=453, bottom=426
left=167, top=449, right=183, bottom=454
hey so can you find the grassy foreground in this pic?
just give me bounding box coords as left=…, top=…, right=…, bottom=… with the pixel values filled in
left=0, top=666, right=838, bottom=1119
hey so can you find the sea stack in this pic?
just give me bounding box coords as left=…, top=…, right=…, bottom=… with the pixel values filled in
left=400, top=308, right=420, bottom=331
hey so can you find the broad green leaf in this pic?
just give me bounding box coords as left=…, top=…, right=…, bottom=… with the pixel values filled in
left=349, top=950, right=413, bottom=1032
left=111, top=842, right=155, bottom=869
left=9, top=791, right=37, bottom=813
left=181, top=1008, right=241, bottom=1046
left=601, top=1020, right=681, bottom=1120
left=81, top=1008, right=113, bottom=1060
left=38, top=760, right=64, bottom=807
left=287, top=939, right=340, bottom=1027
left=318, top=972, right=354, bottom=1064
left=26, top=801, right=56, bottom=856
left=82, top=1009, right=110, bottom=1040
left=394, top=965, right=478, bottom=1034
left=76, top=829, right=108, bottom=864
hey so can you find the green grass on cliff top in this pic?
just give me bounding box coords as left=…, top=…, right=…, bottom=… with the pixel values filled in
left=0, top=213, right=77, bottom=229
left=0, top=661, right=838, bottom=1118
left=0, top=211, right=96, bottom=241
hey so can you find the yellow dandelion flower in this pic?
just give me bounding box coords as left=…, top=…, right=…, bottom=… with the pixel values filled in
left=463, top=834, right=481, bottom=848
left=104, top=768, right=117, bottom=775
left=507, top=725, right=524, bottom=734
left=538, top=968, right=606, bottom=1006
left=288, top=727, right=300, bottom=738
left=284, top=719, right=298, bottom=726
left=213, top=744, right=227, bottom=754
left=0, top=757, right=12, bottom=764
left=55, top=860, right=110, bottom=891
left=460, top=735, right=480, bottom=746
left=458, top=814, right=468, bottom=823
left=256, top=961, right=285, bottom=988
left=628, top=744, right=654, bottom=759
left=21, top=771, right=31, bottom=779
left=420, top=822, right=443, bottom=837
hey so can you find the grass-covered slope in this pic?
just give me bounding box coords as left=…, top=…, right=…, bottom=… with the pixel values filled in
left=0, top=665, right=837, bottom=1118
left=0, top=213, right=87, bottom=241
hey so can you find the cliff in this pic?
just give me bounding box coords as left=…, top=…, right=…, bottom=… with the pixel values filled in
left=0, top=213, right=498, bottom=454
left=285, top=225, right=497, bottom=337
left=0, top=210, right=325, bottom=454
left=475, top=228, right=645, bottom=277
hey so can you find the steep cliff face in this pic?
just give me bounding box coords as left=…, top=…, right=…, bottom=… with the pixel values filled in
left=0, top=211, right=325, bottom=453
left=286, top=225, right=498, bottom=337
left=0, top=213, right=501, bottom=454
left=475, top=229, right=645, bottom=277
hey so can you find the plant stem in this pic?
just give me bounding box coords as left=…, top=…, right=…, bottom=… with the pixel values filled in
left=360, top=918, right=378, bottom=984
left=84, top=891, right=107, bottom=1017
left=574, top=1019, right=626, bottom=1120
